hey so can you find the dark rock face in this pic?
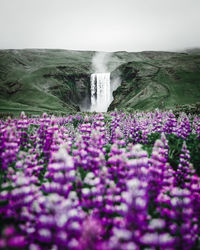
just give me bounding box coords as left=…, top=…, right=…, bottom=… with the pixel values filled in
left=43, top=70, right=91, bottom=109
left=6, top=81, right=22, bottom=95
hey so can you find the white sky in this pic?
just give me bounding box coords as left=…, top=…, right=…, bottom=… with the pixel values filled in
left=0, top=0, right=199, bottom=52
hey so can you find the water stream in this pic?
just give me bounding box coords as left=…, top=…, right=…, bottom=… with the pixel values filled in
left=90, top=73, right=111, bottom=112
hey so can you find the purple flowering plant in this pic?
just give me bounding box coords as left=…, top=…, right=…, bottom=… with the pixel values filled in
left=0, top=110, right=199, bottom=249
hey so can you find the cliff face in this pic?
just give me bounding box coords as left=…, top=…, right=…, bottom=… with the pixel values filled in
left=109, top=51, right=200, bottom=112
left=0, top=49, right=94, bottom=114
left=0, top=49, right=200, bottom=115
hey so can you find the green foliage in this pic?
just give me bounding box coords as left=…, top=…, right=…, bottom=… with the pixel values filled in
left=167, top=134, right=200, bottom=175
left=38, top=162, right=48, bottom=184
left=143, top=132, right=161, bottom=156
left=0, top=169, right=4, bottom=191
left=104, top=114, right=113, bottom=124
left=147, top=132, right=161, bottom=145
left=144, top=133, right=200, bottom=175
left=78, top=167, right=89, bottom=181
left=186, top=134, right=200, bottom=175
left=72, top=117, right=83, bottom=128
left=167, top=134, right=184, bottom=171
left=104, top=144, right=112, bottom=161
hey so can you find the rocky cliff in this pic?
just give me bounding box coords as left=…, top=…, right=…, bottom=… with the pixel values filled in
left=109, top=51, right=200, bottom=111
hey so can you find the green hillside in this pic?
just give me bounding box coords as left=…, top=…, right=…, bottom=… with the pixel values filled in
left=0, top=49, right=200, bottom=115
left=109, top=52, right=200, bottom=112
left=0, top=49, right=95, bottom=115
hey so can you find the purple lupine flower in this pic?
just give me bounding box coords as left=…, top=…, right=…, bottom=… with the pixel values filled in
left=175, top=141, right=193, bottom=188
left=0, top=111, right=199, bottom=249
left=148, top=134, right=169, bottom=202
left=109, top=178, right=148, bottom=249
left=176, top=113, right=191, bottom=139
left=79, top=216, right=104, bottom=250
left=163, top=110, right=177, bottom=134
left=152, top=109, right=163, bottom=133
left=0, top=125, right=20, bottom=170
left=0, top=225, right=27, bottom=249
left=156, top=187, right=199, bottom=249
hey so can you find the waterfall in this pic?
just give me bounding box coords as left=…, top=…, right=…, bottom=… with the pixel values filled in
left=90, top=73, right=111, bottom=112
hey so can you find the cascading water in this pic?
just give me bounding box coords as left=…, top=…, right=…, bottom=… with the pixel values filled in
left=90, top=73, right=111, bottom=112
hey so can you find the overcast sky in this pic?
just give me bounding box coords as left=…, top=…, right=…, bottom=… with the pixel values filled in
left=0, top=0, right=199, bottom=52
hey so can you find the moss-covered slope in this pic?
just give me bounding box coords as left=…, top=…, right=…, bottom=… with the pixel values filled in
left=0, top=49, right=95, bottom=115
left=0, top=49, right=200, bottom=115
left=109, top=52, right=200, bottom=111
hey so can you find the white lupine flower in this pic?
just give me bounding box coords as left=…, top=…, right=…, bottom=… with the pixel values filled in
left=127, top=178, right=140, bottom=190
left=56, top=214, right=68, bottom=227
left=135, top=197, right=146, bottom=208
left=149, top=219, right=165, bottom=229
left=82, top=188, right=90, bottom=195
left=39, top=228, right=51, bottom=238
left=113, top=228, right=132, bottom=240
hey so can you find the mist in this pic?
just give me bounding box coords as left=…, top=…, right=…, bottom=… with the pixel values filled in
left=110, top=76, right=121, bottom=103
left=92, top=52, right=113, bottom=73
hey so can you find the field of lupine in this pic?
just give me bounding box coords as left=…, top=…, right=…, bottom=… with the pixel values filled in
left=0, top=110, right=200, bottom=250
